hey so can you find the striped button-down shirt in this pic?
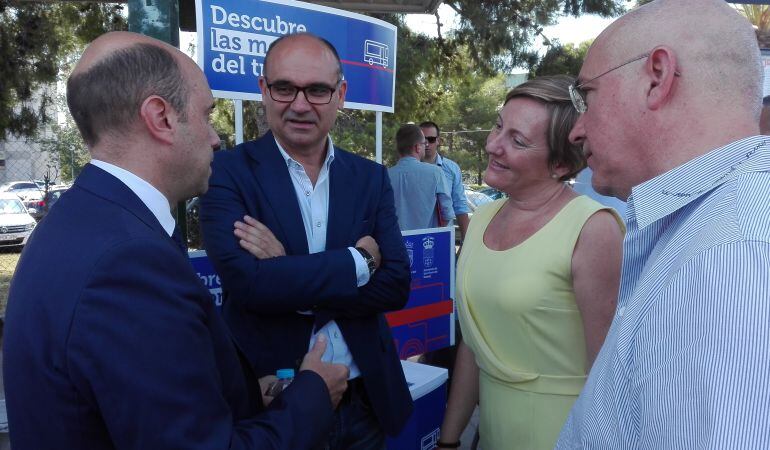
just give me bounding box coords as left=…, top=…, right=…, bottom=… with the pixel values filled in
left=556, top=136, right=770, bottom=449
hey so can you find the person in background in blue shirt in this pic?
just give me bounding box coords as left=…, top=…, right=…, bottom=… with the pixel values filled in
left=556, top=0, right=770, bottom=447
left=420, top=121, right=471, bottom=241
left=388, top=124, right=455, bottom=231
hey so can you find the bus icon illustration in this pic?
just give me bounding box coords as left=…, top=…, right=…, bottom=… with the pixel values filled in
left=364, top=40, right=389, bottom=68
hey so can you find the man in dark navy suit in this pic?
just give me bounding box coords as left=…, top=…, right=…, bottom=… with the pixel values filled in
left=3, top=31, right=348, bottom=450
left=200, top=33, right=413, bottom=449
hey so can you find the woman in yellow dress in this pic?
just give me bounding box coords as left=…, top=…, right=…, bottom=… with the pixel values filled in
left=435, top=75, right=625, bottom=450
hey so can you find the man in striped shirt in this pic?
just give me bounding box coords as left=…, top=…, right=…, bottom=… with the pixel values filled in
left=557, top=0, right=770, bottom=447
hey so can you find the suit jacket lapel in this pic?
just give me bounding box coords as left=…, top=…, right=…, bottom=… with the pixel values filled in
left=245, top=132, right=309, bottom=255
left=326, top=149, right=358, bottom=249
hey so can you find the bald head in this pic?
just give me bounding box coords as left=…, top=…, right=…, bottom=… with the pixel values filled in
left=569, top=0, right=763, bottom=200
left=592, top=0, right=761, bottom=117
left=67, top=31, right=192, bottom=148
left=263, top=33, right=343, bottom=81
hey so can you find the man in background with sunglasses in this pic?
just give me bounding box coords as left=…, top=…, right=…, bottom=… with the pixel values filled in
left=388, top=123, right=454, bottom=230
left=557, top=0, right=770, bottom=447
left=200, top=33, right=413, bottom=449
left=419, top=121, right=471, bottom=242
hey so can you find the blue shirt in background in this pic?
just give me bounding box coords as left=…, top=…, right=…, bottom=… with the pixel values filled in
left=571, top=167, right=627, bottom=219
left=433, top=154, right=471, bottom=216
left=388, top=156, right=455, bottom=230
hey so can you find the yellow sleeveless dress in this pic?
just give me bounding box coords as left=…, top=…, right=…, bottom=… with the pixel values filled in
left=456, top=195, right=623, bottom=450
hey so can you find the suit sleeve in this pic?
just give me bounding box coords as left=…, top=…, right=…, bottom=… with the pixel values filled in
left=322, top=164, right=411, bottom=317
left=200, top=156, right=359, bottom=314
left=66, top=238, right=333, bottom=450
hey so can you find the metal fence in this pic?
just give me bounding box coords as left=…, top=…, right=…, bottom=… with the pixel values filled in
left=0, top=137, right=61, bottom=312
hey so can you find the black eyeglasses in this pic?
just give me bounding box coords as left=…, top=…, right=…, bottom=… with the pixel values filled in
left=568, top=52, right=681, bottom=114
left=265, top=80, right=341, bottom=105
left=424, top=136, right=438, bottom=143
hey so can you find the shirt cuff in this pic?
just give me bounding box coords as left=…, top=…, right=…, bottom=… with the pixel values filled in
left=348, top=247, right=370, bottom=287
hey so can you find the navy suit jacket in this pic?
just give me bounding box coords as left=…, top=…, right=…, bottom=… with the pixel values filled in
left=199, top=132, right=414, bottom=435
left=3, top=164, right=334, bottom=449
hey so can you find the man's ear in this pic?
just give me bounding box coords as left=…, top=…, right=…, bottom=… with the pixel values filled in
left=337, top=79, right=347, bottom=111
left=646, top=46, right=679, bottom=111
left=139, top=95, right=177, bottom=145
left=258, top=76, right=269, bottom=97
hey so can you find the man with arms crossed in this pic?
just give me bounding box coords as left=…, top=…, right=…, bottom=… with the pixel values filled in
left=200, top=33, right=413, bottom=449
left=3, top=31, right=347, bottom=450
left=557, top=0, right=770, bottom=447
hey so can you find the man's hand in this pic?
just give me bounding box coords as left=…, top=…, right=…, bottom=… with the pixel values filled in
left=355, top=235, right=381, bottom=270
left=234, top=215, right=286, bottom=259
left=258, top=374, right=278, bottom=406
left=299, top=335, right=349, bottom=409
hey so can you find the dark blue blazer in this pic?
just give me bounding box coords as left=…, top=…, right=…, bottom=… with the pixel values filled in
left=3, top=164, right=334, bottom=449
left=199, top=132, right=414, bottom=435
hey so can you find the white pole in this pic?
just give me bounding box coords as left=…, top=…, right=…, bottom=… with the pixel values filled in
left=375, top=111, right=383, bottom=164
left=234, top=99, right=244, bottom=145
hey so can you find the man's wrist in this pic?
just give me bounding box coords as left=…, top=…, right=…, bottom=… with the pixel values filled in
left=355, top=247, right=376, bottom=276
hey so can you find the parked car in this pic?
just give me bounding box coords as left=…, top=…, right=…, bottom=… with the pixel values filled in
left=0, top=181, right=40, bottom=193
left=465, top=189, right=494, bottom=211
left=455, top=188, right=494, bottom=244
left=0, top=193, right=36, bottom=250
left=26, top=185, right=70, bottom=221
left=476, top=185, right=506, bottom=200
left=0, top=181, right=44, bottom=217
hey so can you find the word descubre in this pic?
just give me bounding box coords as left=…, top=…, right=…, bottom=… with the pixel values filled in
left=210, top=5, right=307, bottom=34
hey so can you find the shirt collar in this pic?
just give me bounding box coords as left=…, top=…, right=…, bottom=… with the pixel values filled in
left=89, top=159, right=176, bottom=236
left=629, top=135, right=770, bottom=229
left=399, top=156, right=420, bottom=164
left=434, top=153, right=444, bottom=166
left=275, top=136, right=335, bottom=170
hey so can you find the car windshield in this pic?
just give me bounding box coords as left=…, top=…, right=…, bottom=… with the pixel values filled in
left=10, top=183, right=37, bottom=191
left=0, top=199, right=25, bottom=214
left=466, top=191, right=493, bottom=210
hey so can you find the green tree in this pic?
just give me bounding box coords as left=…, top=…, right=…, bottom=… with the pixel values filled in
left=0, top=2, right=126, bottom=139
left=531, top=40, right=592, bottom=77
left=36, top=96, right=90, bottom=183
left=439, top=74, right=507, bottom=185
left=733, top=4, right=770, bottom=48
left=440, top=0, right=622, bottom=74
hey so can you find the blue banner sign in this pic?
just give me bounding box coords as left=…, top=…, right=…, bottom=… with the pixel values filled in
left=189, top=250, right=223, bottom=307
left=386, top=227, right=456, bottom=359
left=188, top=227, right=456, bottom=359
left=195, top=0, right=397, bottom=112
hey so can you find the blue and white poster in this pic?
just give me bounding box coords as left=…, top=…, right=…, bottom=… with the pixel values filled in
left=386, top=227, right=456, bottom=359
left=189, top=250, right=223, bottom=307
left=188, top=226, right=456, bottom=360
left=195, top=0, right=397, bottom=112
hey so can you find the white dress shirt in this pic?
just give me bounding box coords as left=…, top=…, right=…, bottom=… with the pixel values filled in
left=275, top=137, right=369, bottom=379
left=90, top=160, right=175, bottom=236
